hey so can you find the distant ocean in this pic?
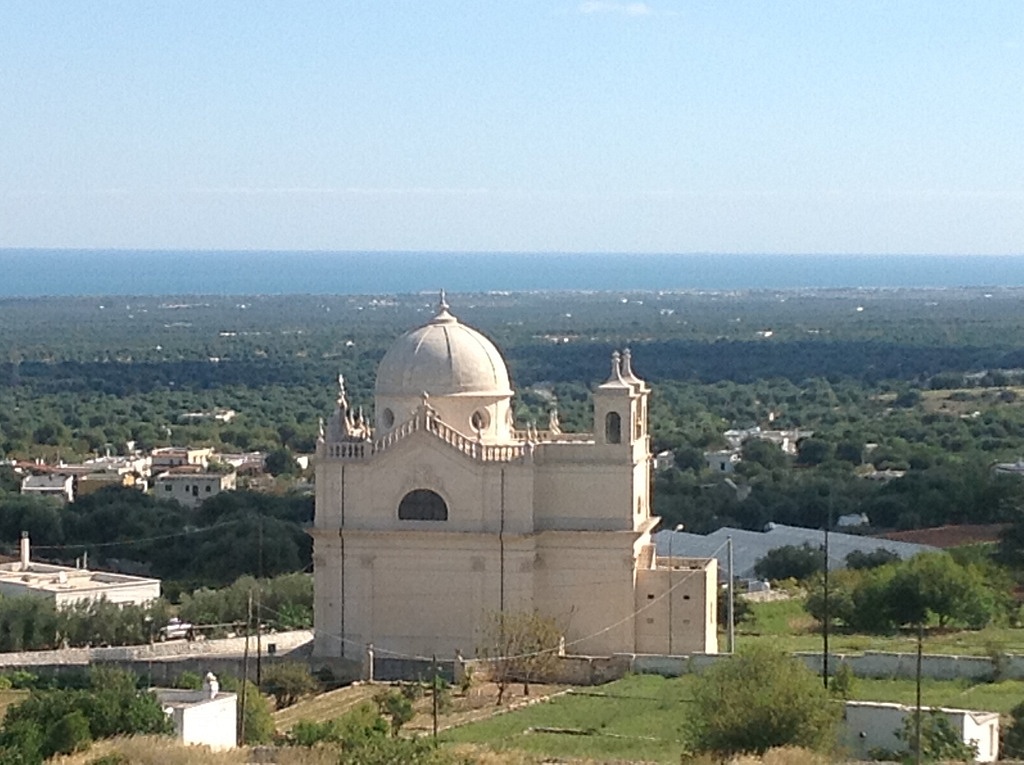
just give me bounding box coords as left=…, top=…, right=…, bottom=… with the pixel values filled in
left=2, top=250, right=1024, bottom=297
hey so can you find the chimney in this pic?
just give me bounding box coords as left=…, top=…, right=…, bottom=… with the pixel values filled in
left=19, top=532, right=30, bottom=571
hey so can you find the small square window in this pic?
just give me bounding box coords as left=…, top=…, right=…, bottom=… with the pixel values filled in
left=205, top=485, right=212, bottom=492
left=164, top=485, right=172, bottom=492
left=647, top=594, right=655, bottom=600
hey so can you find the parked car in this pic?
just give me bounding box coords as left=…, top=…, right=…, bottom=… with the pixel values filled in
left=158, top=617, right=195, bottom=641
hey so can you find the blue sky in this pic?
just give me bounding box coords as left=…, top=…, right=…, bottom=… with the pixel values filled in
left=1, top=1, right=1022, bottom=254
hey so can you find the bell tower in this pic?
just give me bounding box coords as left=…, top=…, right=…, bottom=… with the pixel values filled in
left=593, top=349, right=649, bottom=455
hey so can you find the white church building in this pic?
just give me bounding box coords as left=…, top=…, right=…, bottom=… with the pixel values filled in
left=312, top=295, right=717, bottom=662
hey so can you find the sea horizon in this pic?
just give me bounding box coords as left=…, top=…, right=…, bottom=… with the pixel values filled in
left=3, top=249, right=1024, bottom=297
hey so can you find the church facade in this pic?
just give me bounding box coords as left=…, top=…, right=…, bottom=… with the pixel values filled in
left=312, top=296, right=717, bottom=660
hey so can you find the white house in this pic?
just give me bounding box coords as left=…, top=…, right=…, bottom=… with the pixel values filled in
left=843, top=701, right=999, bottom=763
left=0, top=534, right=161, bottom=607
left=20, top=474, right=75, bottom=503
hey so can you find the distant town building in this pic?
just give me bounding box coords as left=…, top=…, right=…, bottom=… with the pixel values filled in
left=76, top=471, right=141, bottom=497
left=723, top=426, right=813, bottom=456
left=155, top=468, right=236, bottom=509
left=150, top=446, right=213, bottom=473
left=836, top=512, right=870, bottom=528
left=177, top=409, right=237, bottom=424
left=0, top=534, right=160, bottom=606
left=863, top=468, right=907, bottom=482
left=20, top=474, right=75, bottom=503
left=216, top=452, right=267, bottom=475
left=993, top=459, right=1024, bottom=477
left=704, top=450, right=740, bottom=474
left=653, top=450, right=676, bottom=471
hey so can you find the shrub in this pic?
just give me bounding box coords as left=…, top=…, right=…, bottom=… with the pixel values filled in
left=897, top=710, right=976, bottom=763
left=1003, top=700, right=1024, bottom=759
left=44, top=710, right=92, bottom=756
left=261, top=662, right=319, bottom=709
left=373, top=688, right=414, bottom=736
left=690, top=645, right=840, bottom=755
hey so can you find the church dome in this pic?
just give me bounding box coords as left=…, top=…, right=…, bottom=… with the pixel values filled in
left=375, top=296, right=513, bottom=398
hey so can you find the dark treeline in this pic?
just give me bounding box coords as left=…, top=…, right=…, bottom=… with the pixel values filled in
left=0, top=486, right=312, bottom=592
left=6, top=288, right=1024, bottom=559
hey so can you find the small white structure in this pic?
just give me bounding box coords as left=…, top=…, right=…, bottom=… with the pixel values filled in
left=155, top=469, right=236, bottom=509
left=843, top=701, right=999, bottom=763
left=155, top=674, right=237, bottom=751
left=837, top=512, right=870, bottom=528
left=20, top=474, right=75, bottom=503
left=994, top=459, right=1024, bottom=477
left=704, top=450, right=740, bottom=473
left=653, top=450, right=676, bottom=471
left=0, top=534, right=161, bottom=606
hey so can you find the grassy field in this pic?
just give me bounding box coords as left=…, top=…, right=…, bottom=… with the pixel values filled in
left=737, top=597, right=1024, bottom=656
left=851, top=677, right=1024, bottom=714
left=442, top=674, right=698, bottom=764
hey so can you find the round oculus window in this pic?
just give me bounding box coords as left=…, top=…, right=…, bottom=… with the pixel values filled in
left=471, top=409, right=490, bottom=431
left=382, top=408, right=395, bottom=428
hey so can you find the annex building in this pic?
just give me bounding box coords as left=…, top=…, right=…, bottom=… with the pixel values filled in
left=312, top=295, right=717, bottom=661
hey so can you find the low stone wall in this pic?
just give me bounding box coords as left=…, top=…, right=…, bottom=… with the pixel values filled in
left=0, top=629, right=315, bottom=668
left=625, top=650, right=1012, bottom=682
left=0, top=633, right=1016, bottom=687
left=797, top=650, right=1006, bottom=681
left=456, top=653, right=631, bottom=687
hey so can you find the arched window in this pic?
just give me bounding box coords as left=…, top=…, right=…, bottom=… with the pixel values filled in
left=605, top=412, right=622, bottom=444
left=398, top=489, right=448, bottom=521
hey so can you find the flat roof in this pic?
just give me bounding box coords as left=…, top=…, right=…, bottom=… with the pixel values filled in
left=0, top=562, right=160, bottom=595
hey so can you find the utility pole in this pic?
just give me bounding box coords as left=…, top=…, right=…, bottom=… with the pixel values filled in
left=257, top=518, right=264, bottom=687
left=256, top=590, right=263, bottom=688
left=432, top=654, right=439, bottom=742
left=915, top=623, right=924, bottom=765
left=822, top=494, right=832, bottom=689
left=726, top=535, right=735, bottom=654
left=239, top=589, right=253, bottom=746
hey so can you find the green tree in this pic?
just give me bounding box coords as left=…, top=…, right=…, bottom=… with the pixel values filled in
left=260, top=662, right=319, bottom=709
left=845, top=548, right=899, bottom=570
left=796, top=437, right=832, bottom=466
left=689, top=645, right=840, bottom=755
left=753, top=543, right=825, bottom=582
left=1002, top=700, right=1024, bottom=759
left=264, top=447, right=297, bottom=476
left=741, top=438, right=788, bottom=470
